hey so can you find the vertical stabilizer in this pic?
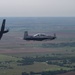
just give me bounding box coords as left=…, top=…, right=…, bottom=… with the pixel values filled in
left=54, top=33, right=56, bottom=38
left=1, top=19, right=6, bottom=32
left=0, top=19, right=9, bottom=40
left=54, top=33, right=56, bottom=39
left=24, top=31, right=28, bottom=39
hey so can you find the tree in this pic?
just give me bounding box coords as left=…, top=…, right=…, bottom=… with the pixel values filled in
left=22, top=72, right=29, bottom=75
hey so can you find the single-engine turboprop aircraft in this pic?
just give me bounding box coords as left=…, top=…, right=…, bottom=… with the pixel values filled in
left=23, top=31, right=56, bottom=41
left=0, top=19, right=9, bottom=40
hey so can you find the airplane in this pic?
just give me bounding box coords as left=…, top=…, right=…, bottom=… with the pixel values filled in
left=23, top=31, right=56, bottom=41
left=0, top=19, right=9, bottom=40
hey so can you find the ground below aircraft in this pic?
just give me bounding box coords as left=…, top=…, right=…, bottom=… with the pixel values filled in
left=23, top=31, right=56, bottom=41
left=0, top=19, right=9, bottom=40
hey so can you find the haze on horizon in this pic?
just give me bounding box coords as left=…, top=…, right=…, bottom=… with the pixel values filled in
left=0, top=0, right=75, bottom=17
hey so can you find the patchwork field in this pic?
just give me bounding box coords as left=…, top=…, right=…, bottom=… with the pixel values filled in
left=0, top=32, right=75, bottom=75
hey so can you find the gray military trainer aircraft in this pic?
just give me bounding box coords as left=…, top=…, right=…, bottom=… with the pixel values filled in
left=0, top=19, right=9, bottom=40
left=23, top=31, right=56, bottom=41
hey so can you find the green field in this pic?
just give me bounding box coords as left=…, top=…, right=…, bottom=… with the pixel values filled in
left=0, top=35, right=75, bottom=75
left=0, top=48, right=75, bottom=75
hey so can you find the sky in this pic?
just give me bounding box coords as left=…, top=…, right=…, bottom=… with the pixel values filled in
left=0, top=0, right=75, bottom=17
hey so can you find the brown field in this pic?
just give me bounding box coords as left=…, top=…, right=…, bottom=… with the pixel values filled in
left=0, top=31, right=75, bottom=75
left=58, top=72, right=75, bottom=75
left=0, top=31, right=75, bottom=54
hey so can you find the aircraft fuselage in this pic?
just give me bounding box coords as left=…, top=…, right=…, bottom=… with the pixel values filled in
left=23, top=31, right=56, bottom=41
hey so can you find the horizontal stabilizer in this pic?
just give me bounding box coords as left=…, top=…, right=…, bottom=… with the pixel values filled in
left=3, top=29, right=9, bottom=33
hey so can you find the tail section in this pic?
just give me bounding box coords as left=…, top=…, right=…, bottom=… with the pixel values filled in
left=1, top=19, right=6, bottom=32
left=54, top=33, right=56, bottom=38
left=3, top=29, right=9, bottom=33
left=0, top=19, right=9, bottom=40
left=23, top=31, right=28, bottom=39
left=53, top=33, right=56, bottom=39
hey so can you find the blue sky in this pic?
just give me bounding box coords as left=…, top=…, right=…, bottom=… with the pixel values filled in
left=0, top=0, right=75, bottom=17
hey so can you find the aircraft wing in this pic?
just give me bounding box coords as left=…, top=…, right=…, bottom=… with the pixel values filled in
left=3, top=29, right=9, bottom=33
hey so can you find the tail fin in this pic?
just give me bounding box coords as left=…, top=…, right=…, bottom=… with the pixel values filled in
left=54, top=33, right=56, bottom=38
left=1, top=19, right=6, bottom=32
left=23, top=31, right=28, bottom=39
left=0, top=19, right=9, bottom=40
left=1, top=19, right=9, bottom=33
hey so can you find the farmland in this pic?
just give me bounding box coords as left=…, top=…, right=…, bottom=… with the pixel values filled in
left=0, top=31, right=75, bottom=75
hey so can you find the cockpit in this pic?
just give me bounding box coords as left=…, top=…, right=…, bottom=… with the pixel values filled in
left=33, top=33, right=46, bottom=37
